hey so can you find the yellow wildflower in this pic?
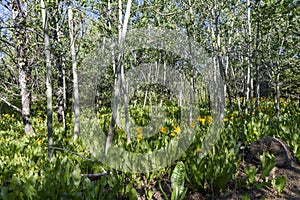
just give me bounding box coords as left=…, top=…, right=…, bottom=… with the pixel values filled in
left=198, top=116, right=205, bottom=125
left=196, top=147, right=202, bottom=152
left=173, top=126, right=181, bottom=134
left=223, top=118, right=228, bottom=122
left=280, top=98, right=284, bottom=103
left=206, top=116, right=212, bottom=124
left=137, top=133, right=142, bottom=141
left=160, top=127, right=167, bottom=134
left=171, top=126, right=180, bottom=136
left=36, top=138, right=42, bottom=143
left=171, top=131, right=177, bottom=137
left=197, top=116, right=202, bottom=121
left=253, top=128, right=257, bottom=134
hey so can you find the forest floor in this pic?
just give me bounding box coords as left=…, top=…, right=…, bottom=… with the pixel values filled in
left=137, top=156, right=300, bottom=200
left=208, top=161, right=300, bottom=200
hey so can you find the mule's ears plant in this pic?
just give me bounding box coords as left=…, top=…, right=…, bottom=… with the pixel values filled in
left=171, top=161, right=187, bottom=200
left=259, top=152, right=275, bottom=180
left=272, top=175, right=286, bottom=195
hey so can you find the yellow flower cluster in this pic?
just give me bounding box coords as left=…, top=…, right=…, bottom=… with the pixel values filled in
left=97, top=113, right=109, bottom=118
left=197, top=116, right=212, bottom=125
left=2, top=113, right=15, bottom=118
left=171, top=125, right=180, bottom=136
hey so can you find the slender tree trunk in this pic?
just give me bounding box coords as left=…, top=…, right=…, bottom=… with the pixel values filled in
left=119, top=0, right=130, bottom=142
left=229, top=63, right=242, bottom=113
left=121, top=55, right=130, bottom=142
left=55, top=0, right=65, bottom=127
left=13, top=0, right=35, bottom=136
left=56, top=48, right=65, bottom=126
left=275, top=70, right=280, bottom=118
left=105, top=0, right=132, bottom=155
left=68, top=4, right=80, bottom=140
left=41, top=0, right=53, bottom=160
left=255, top=21, right=261, bottom=114
left=225, top=19, right=235, bottom=112
left=210, top=0, right=225, bottom=121
left=246, top=0, right=254, bottom=118
left=186, top=0, right=194, bottom=125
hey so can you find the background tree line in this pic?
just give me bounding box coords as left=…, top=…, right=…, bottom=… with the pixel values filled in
left=0, top=0, right=299, bottom=153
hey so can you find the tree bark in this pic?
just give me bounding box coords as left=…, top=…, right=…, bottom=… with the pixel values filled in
left=55, top=0, right=65, bottom=127
left=246, top=0, right=254, bottom=118
left=105, top=0, right=132, bottom=155
left=68, top=4, right=80, bottom=140
left=41, top=0, right=53, bottom=160
left=13, top=0, right=35, bottom=136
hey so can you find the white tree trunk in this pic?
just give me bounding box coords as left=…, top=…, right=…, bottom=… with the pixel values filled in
left=105, top=0, right=132, bottom=154
left=246, top=0, right=254, bottom=117
left=55, top=0, right=65, bottom=128
left=41, top=0, right=53, bottom=160
left=68, top=5, right=80, bottom=140
left=13, top=0, right=35, bottom=136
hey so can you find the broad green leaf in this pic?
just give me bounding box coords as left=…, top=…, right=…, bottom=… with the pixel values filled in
left=72, top=164, right=81, bottom=187
left=274, top=176, right=286, bottom=194
left=171, top=161, right=186, bottom=200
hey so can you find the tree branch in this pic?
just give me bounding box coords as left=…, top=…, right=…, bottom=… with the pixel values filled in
left=0, top=97, right=21, bottom=112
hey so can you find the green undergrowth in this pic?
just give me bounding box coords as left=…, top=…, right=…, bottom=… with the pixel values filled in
left=0, top=99, right=299, bottom=199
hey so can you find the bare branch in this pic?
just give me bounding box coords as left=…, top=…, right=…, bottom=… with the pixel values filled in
left=0, top=97, right=21, bottom=112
